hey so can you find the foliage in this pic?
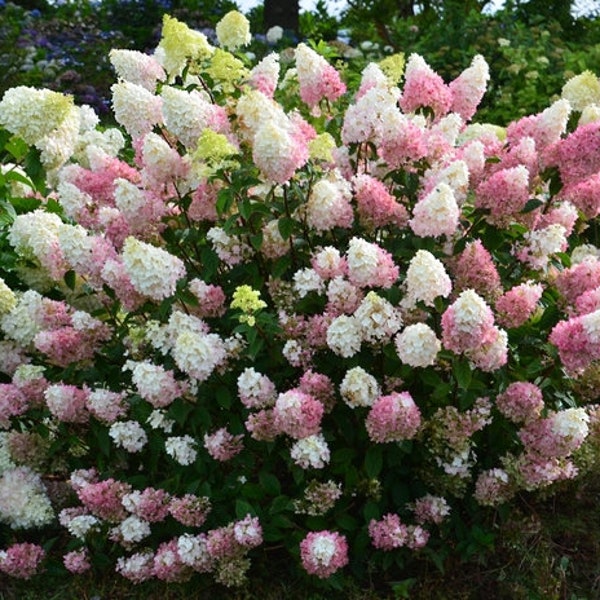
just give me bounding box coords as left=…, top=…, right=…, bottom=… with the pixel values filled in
left=1, top=8, right=600, bottom=597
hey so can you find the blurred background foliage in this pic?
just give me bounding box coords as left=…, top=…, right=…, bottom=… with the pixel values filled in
left=1, top=0, right=600, bottom=124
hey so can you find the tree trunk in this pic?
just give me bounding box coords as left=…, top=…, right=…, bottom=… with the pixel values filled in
left=264, top=0, right=300, bottom=35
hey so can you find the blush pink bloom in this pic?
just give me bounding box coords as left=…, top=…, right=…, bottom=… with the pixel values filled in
left=474, top=468, right=513, bottom=506
left=248, top=53, right=280, bottom=98
left=475, top=165, right=530, bottom=225
left=295, top=43, right=346, bottom=109
left=273, top=389, right=324, bottom=439
left=122, top=487, right=171, bottom=523
left=448, top=55, right=489, bottom=122
left=558, top=172, right=600, bottom=219
left=0, top=384, right=28, bottom=427
left=377, top=113, right=429, bottom=169
left=168, top=494, right=211, bottom=527
left=299, top=530, right=348, bottom=579
left=543, top=120, right=600, bottom=185
left=203, top=427, right=244, bottom=461
left=400, top=54, right=453, bottom=119
left=116, top=551, right=155, bottom=583
left=237, top=367, right=277, bottom=409
left=451, top=239, right=501, bottom=299
left=352, top=173, right=409, bottom=229
left=86, top=388, right=128, bottom=423
left=153, top=539, right=191, bottom=582
left=188, top=279, right=226, bottom=318
left=554, top=257, right=600, bottom=306
left=441, top=290, right=497, bottom=354
left=245, top=408, right=280, bottom=441
left=76, top=478, right=132, bottom=522
left=495, top=282, right=543, bottom=328
left=298, top=370, right=336, bottom=412
left=549, top=309, right=600, bottom=373
left=187, top=180, right=219, bottom=222
left=365, top=391, right=421, bottom=443
left=63, top=549, right=91, bottom=574
left=0, top=543, right=45, bottom=579
left=575, top=287, right=600, bottom=315
left=496, top=382, right=545, bottom=424
left=346, top=237, right=399, bottom=289
left=368, top=513, right=408, bottom=550
left=412, top=494, right=451, bottom=525
left=44, top=384, right=89, bottom=423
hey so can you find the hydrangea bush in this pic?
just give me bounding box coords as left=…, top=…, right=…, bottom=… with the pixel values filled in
left=1, top=10, right=600, bottom=590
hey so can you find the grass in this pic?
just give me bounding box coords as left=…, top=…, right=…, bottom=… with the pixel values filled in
left=2, top=473, right=600, bottom=600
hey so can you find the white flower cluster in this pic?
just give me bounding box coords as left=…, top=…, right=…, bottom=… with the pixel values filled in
left=290, top=433, right=330, bottom=469
left=409, top=183, right=460, bottom=238
left=109, top=421, right=148, bottom=453
left=402, top=250, right=452, bottom=309
left=112, top=515, right=151, bottom=545
left=0, top=86, right=80, bottom=169
left=395, top=323, right=441, bottom=367
left=122, top=237, right=186, bottom=301
left=0, top=466, right=54, bottom=529
left=165, top=435, right=198, bottom=465
left=353, top=292, right=402, bottom=344
left=339, top=366, right=379, bottom=408
left=9, top=209, right=63, bottom=267
left=326, top=315, right=362, bottom=358
left=1, top=290, right=45, bottom=345
left=293, top=268, right=324, bottom=298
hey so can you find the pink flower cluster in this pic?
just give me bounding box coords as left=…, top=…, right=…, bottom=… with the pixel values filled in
left=365, top=391, right=421, bottom=443
left=299, top=530, right=348, bottom=578
left=368, top=514, right=429, bottom=551
left=0, top=543, right=45, bottom=579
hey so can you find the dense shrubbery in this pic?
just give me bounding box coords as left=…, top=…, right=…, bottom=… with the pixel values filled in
left=1, top=5, right=600, bottom=598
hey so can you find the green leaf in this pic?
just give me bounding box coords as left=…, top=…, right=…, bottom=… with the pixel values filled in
left=259, top=471, right=281, bottom=496
left=216, top=386, right=232, bottom=409
left=521, top=198, right=544, bottom=213
left=64, top=269, right=77, bottom=291
left=364, top=445, right=383, bottom=478
left=235, top=499, right=255, bottom=518
left=454, top=359, right=473, bottom=390
left=277, top=216, right=295, bottom=240
left=269, top=495, right=291, bottom=514
left=334, top=512, right=358, bottom=531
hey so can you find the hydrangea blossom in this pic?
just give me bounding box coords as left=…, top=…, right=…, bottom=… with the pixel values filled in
left=299, top=531, right=349, bottom=578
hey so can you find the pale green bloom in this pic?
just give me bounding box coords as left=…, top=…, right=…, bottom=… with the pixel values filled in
left=0, top=86, right=74, bottom=145
left=231, top=285, right=267, bottom=326
left=215, top=10, right=251, bottom=50
left=0, top=279, right=16, bottom=315
left=157, top=14, right=214, bottom=78
left=308, top=133, right=336, bottom=162
left=562, top=71, right=600, bottom=112
left=378, top=53, right=405, bottom=85
left=196, top=129, right=238, bottom=162
left=205, top=49, right=249, bottom=92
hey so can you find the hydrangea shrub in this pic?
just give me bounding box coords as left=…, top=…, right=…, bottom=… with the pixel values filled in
left=1, top=10, right=600, bottom=589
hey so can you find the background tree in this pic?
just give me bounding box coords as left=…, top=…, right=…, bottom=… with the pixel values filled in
left=264, top=0, right=300, bottom=35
